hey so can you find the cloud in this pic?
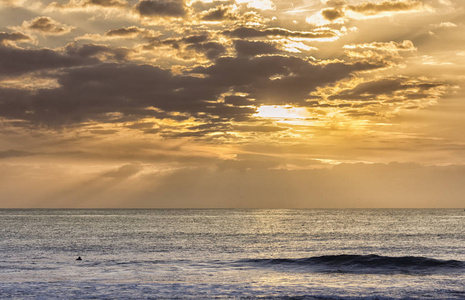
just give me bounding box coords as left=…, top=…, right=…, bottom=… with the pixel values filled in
left=65, top=42, right=131, bottom=61
left=185, top=41, right=226, bottom=60
left=431, top=22, right=457, bottom=28
left=22, top=16, right=74, bottom=35
left=342, top=40, right=417, bottom=66
left=192, top=56, right=383, bottom=105
left=105, top=26, right=144, bottom=37
left=0, top=0, right=12, bottom=5
left=322, top=0, right=347, bottom=6
left=321, top=7, right=344, bottom=21
left=224, top=27, right=338, bottom=40
left=192, top=1, right=264, bottom=23
left=75, top=27, right=159, bottom=43
left=0, top=149, right=35, bottom=159
left=343, top=40, right=416, bottom=52
left=223, top=95, right=255, bottom=106
left=135, top=0, right=185, bottom=17
left=308, top=0, right=425, bottom=25
left=0, top=31, right=31, bottom=45
left=200, top=5, right=237, bottom=21
left=0, top=62, right=207, bottom=125
left=182, top=34, right=208, bottom=44
left=328, top=77, right=444, bottom=101
left=347, top=0, right=423, bottom=14
left=83, top=0, right=127, bottom=7
left=49, top=0, right=128, bottom=9
left=0, top=48, right=384, bottom=127
left=0, top=44, right=97, bottom=77
left=141, top=34, right=226, bottom=61
left=233, top=40, right=280, bottom=57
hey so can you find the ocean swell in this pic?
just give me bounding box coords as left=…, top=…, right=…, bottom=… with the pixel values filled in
left=240, top=254, right=465, bottom=274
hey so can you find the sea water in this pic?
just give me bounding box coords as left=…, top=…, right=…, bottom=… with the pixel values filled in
left=0, top=209, right=463, bottom=299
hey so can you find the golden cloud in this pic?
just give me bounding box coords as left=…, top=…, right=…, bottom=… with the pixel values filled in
left=22, top=16, right=75, bottom=35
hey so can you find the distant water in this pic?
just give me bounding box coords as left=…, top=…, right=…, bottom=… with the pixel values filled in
left=0, top=209, right=464, bottom=299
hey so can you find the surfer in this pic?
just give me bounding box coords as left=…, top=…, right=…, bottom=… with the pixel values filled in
left=76, top=256, right=82, bottom=261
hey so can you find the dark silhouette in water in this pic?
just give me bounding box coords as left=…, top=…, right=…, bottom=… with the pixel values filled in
left=76, top=256, right=82, bottom=261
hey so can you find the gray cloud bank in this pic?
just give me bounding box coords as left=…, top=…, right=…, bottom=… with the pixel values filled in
left=135, top=0, right=185, bottom=17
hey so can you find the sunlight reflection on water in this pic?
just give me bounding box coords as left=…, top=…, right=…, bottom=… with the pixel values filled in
left=0, top=209, right=463, bottom=299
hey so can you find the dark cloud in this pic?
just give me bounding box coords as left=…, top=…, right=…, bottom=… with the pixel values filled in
left=329, top=78, right=443, bottom=101
left=324, top=0, right=347, bottom=6
left=190, top=0, right=234, bottom=11
left=83, top=0, right=127, bottom=7
left=223, top=27, right=337, bottom=39
left=234, top=40, right=280, bottom=57
left=0, top=41, right=382, bottom=127
left=347, top=0, right=422, bottom=14
left=141, top=38, right=175, bottom=50
left=192, top=56, right=383, bottom=105
left=182, top=34, right=208, bottom=44
left=0, top=45, right=97, bottom=77
left=185, top=41, right=226, bottom=60
left=344, top=110, right=377, bottom=117
left=48, top=0, right=127, bottom=8
left=202, top=103, right=257, bottom=122
left=135, top=0, right=185, bottom=17
left=321, top=8, right=344, bottom=21
left=0, top=32, right=31, bottom=45
left=0, top=62, right=221, bottom=125
left=65, top=42, right=130, bottom=61
left=23, top=16, right=73, bottom=35
left=201, top=5, right=236, bottom=21
left=105, top=26, right=144, bottom=37
left=126, top=122, right=157, bottom=130
left=145, top=34, right=224, bottom=61
left=186, top=123, right=229, bottom=132
left=223, top=95, right=254, bottom=106
left=314, top=0, right=423, bottom=24
left=0, top=88, right=31, bottom=121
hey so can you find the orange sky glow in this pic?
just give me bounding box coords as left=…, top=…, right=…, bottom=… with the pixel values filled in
left=0, top=0, right=464, bottom=208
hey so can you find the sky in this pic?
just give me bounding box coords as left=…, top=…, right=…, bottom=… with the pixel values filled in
left=0, top=0, right=464, bottom=208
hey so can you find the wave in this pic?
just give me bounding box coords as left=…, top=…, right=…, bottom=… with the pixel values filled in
left=240, top=254, right=464, bottom=274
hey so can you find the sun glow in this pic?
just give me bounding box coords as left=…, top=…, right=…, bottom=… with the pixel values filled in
left=235, top=0, right=275, bottom=10
left=255, top=105, right=312, bottom=120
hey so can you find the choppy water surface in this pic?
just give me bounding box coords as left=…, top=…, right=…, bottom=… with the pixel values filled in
left=0, top=209, right=464, bottom=299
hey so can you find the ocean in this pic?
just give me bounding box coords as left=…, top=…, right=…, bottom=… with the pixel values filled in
left=0, top=209, right=463, bottom=299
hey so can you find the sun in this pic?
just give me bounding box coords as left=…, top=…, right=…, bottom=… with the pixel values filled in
left=255, top=105, right=312, bottom=120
